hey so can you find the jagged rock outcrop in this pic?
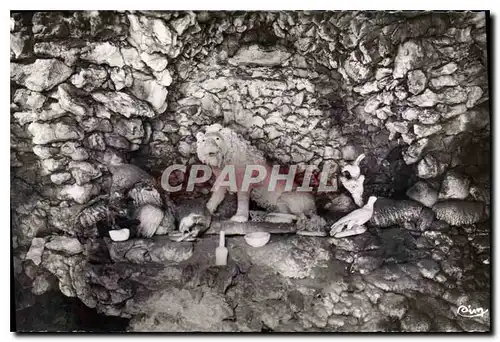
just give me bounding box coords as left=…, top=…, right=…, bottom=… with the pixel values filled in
left=11, top=10, right=490, bottom=332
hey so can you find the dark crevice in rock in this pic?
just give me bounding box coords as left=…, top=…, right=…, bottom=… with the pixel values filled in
left=14, top=283, right=129, bottom=332
left=11, top=10, right=490, bottom=332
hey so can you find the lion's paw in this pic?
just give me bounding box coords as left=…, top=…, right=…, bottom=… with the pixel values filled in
left=230, top=214, right=248, bottom=223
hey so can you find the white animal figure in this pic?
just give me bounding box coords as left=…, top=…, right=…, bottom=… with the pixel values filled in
left=340, top=153, right=366, bottom=207
left=329, top=196, right=377, bottom=236
left=196, top=124, right=316, bottom=223
left=341, top=153, right=365, bottom=180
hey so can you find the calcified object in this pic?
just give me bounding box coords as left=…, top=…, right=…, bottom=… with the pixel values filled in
left=341, top=153, right=365, bottom=179
left=330, top=196, right=377, bottom=236
left=340, top=153, right=366, bottom=207
left=109, top=228, right=130, bottom=242
left=109, top=165, right=177, bottom=238
left=432, top=200, right=487, bottom=226
left=369, top=198, right=423, bottom=227
left=135, top=204, right=164, bottom=238
left=178, top=212, right=211, bottom=241
left=75, top=198, right=110, bottom=228
left=296, top=213, right=328, bottom=236
left=206, top=220, right=296, bottom=235
left=128, top=180, right=163, bottom=207
left=215, top=231, right=228, bottom=266
left=244, top=232, right=271, bottom=247
left=248, top=210, right=297, bottom=223
left=129, top=180, right=176, bottom=236
left=7, top=9, right=492, bottom=332
left=196, top=124, right=316, bottom=223
left=264, top=212, right=297, bottom=223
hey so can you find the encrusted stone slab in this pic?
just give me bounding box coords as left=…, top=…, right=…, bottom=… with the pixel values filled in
left=105, top=236, right=194, bottom=264
left=206, top=220, right=296, bottom=235
left=432, top=200, right=487, bottom=226
left=369, top=198, right=423, bottom=227
left=228, top=44, right=291, bottom=67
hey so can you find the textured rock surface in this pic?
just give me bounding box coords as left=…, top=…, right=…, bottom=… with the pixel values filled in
left=45, top=236, right=84, bottom=255
left=433, top=200, right=487, bottom=226
left=438, top=170, right=471, bottom=200
left=11, top=10, right=490, bottom=332
left=370, top=198, right=423, bottom=227
left=11, top=59, right=73, bottom=92
left=406, top=181, right=438, bottom=207
left=106, top=237, right=194, bottom=263
left=378, top=293, right=408, bottom=319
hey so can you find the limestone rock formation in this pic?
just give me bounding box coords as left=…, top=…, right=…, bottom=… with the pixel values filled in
left=438, top=170, right=471, bottom=200
left=11, top=59, right=72, bottom=92
left=11, top=10, right=490, bottom=332
left=433, top=200, right=487, bottom=226
left=406, top=181, right=439, bottom=207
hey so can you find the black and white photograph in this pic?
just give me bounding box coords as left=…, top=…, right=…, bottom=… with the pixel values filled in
left=9, top=8, right=492, bottom=333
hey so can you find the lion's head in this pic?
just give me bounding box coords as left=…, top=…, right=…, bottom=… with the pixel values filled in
left=196, top=124, right=228, bottom=168
left=196, top=124, right=266, bottom=169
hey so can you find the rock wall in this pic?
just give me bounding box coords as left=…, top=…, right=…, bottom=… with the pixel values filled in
left=11, top=11, right=490, bottom=331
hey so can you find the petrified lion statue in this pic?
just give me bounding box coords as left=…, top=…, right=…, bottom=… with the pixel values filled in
left=196, top=124, right=317, bottom=222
